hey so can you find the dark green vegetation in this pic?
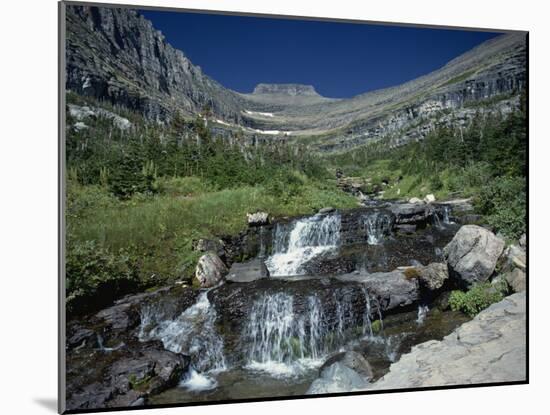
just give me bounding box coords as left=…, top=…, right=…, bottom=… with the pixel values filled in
left=449, top=281, right=508, bottom=317
left=328, top=95, right=527, bottom=239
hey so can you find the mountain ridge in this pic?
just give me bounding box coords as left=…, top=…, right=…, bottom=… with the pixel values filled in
left=65, top=4, right=527, bottom=152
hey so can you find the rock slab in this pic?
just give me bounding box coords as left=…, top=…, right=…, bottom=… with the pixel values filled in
left=368, top=292, right=526, bottom=390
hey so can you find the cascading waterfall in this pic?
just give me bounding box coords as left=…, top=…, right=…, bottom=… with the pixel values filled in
left=242, top=289, right=380, bottom=377
left=363, top=211, right=393, bottom=245
left=265, top=213, right=341, bottom=276
left=139, top=291, right=226, bottom=391
left=433, top=205, right=453, bottom=228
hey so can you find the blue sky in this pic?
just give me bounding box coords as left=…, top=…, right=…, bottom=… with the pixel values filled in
left=140, top=9, right=502, bottom=98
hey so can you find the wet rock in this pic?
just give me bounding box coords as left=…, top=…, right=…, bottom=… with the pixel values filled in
left=444, top=225, right=505, bottom=287
left=504, top=268, right=526, bottom=293
left=368, top=292, right=526, bottom=390
left=320, top=351, right=373, bottom=380
left=226, top=258, right=270, bottom=283
left=338, top=270, right=419, bottom=310
left=247, top=211, right=269, bottom=227
left=67, top=325, right=97, bottom=349
left=318, top=207, right=336, bottom=215
left=307, top=362, right=369, bottom=394
left=390, top=203, right=434, bottom=225
left=66, top=340, right=190, bottom=411
left=195, top=252, right=228, bottom=288
left=395, top=224, right=417, bottom=234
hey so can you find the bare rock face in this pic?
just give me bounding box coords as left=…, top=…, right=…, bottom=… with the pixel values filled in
left=195, top=253, right=228, bottom=288
left=444, top=225, right=505, bottom=287
left=368, top=292, right=526, bottom=390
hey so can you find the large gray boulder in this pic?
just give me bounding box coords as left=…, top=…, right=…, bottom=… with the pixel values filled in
left=195, top=253, right=228, bottom=288
left=444, top=225, right=505, bottom=286
left=368, top=292, right=526, bottom=390
left=390, top=202, right=434, bottom=225
left=307, top=362, right=369, bottom=394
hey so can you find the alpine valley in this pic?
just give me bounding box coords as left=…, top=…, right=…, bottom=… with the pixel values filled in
left=63, top=4, right=527, bottom=412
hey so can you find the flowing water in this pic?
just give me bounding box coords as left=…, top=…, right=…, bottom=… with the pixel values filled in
left=138, top=205, right=466, bottom=403
left=139, top=291, right=226, bottom=391
left=266, top=213, right=341, bottom=276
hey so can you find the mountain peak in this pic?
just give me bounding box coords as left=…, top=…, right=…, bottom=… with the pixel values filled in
left=252, top=83, right=321, bottom=97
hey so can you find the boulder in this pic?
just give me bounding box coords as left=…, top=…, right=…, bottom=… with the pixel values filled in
left=318, top=207, right=335, bottom=215
left=443, top=225, right=505, bottom=287
left=246, top=211, right=269, bottom=227
left=193, top=238, right=225, bottom=259
left=504, top=268, right=526, bottom=293
left=307, top=362, right=369, bottom=394
left=226, top=258, right=270, bottom=283
left=416, top=262, right=449, bottom=291
left=319, top=351, right=373, bottom=380
left=195, top=253, right=228, bottom=288
left=408, top=197, right=424, bottom=204
left=424, top=194, right=436, bottom=203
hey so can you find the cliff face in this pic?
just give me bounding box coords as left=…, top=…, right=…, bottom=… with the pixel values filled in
left=65, top=4, right=527, bottom=152
left=65, top=5, right=243, bottom=122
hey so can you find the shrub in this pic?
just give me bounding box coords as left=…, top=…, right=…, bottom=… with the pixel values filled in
left=475, top=176, right=526, bottom=239
left=66, top=240, right=140, bottom=316
left=449, top=282, right=507, bottom=317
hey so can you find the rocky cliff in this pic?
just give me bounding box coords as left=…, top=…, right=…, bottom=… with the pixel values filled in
left=65, top=4, right=527, bottom=151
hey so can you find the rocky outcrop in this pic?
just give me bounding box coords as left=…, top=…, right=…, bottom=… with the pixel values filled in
left=66, top=5, right=244, bottom=122
left=195, top=253, right=228, bottom=288
left=368, top=292, right=526, bottom=390
left=444, top=225, right=505, bottom=287
left=66, top=340, right=189, bottom=410
left=65, top=5, right=526, bottom=152
left=390, top=202, right=434, bottom=225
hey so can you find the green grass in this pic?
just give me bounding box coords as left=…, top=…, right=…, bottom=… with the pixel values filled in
left=68, top=176, right=357, bottom=285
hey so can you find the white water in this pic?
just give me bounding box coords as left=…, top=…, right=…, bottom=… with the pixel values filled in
left=265, top=213, right=341, bottom=276
left=139, top=291, right=226, bottom=389
left=242, top=290, right=379, bottom=378
left=363, top=211, right=393, bottom=245
left=416, top=304, right=429, bottom=324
